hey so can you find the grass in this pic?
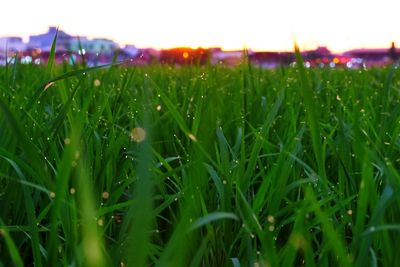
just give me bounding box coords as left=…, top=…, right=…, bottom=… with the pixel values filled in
left=1, top=54, right=400, bottom=266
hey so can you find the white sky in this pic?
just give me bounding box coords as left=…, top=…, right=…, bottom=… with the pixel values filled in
left=1, top=0, right=399, bottom=52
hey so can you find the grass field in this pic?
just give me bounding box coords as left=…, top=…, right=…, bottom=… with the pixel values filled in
left=1, top=51, right=400, bottom=266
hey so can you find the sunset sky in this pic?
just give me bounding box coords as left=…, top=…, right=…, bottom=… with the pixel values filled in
left=1, top=0, right=399, bottom=52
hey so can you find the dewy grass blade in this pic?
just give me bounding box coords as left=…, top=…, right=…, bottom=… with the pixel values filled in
left=241, top=88, right=284, bottom=190
left=0, top=218, right=24, bottom=267
left=189, top=212, right=238, bottom=231
left=1, top=62, right=400, bottom=266
left=26, top=60, right=130, bottom=111
left=46, top=26, right=58, bottom=78
left=0, top=156, right=43, bottom=266
left=47, top=128, right=80, bottom=265
left=294, top=44, right=327, bottom=183
left=0, top=97, right=46, bottom=184
left=145, top=74, right=192, bottom=139
left=361, top=224, right=400, bottom=236
left=306, top=187, right=352, bottom=267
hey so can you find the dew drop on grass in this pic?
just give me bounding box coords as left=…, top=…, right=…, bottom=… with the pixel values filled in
left=130, top=127, right=146, bottom=143
left=102, top=192, right=110, bottom=199
left=94, top=79, right=101, bottom=87
left=188, top=133, right=197, bottom=142
left=267, top=215, right=275, bottom=223
left=347, top=210, right=352, bottom=215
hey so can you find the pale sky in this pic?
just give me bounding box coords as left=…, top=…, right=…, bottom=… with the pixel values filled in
left=1, top=0, right=399, bottom=52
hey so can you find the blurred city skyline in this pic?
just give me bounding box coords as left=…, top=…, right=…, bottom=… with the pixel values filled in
left=1, top=0, right=400, bottom=52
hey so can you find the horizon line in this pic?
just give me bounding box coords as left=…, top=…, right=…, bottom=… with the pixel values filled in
left=0, top=26, right=398, bottom=54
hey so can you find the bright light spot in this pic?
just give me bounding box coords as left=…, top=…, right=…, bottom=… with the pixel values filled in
left=94, top=79, right=101, bottom=87
left=70, top=188, right=76, bottom=195
left=188, top=133, right=197, bottom=142
left=267, top=215, right=275, bottom=223
left=130, top=127, right=146, bottom=142
left=50, top=192, right=56, bottom=198
left=347, top=209, right=353, bottom=215
left=156, top=104, right=162, bottom=111
left=333, top=57, right=340, bottom=64
left=329, top=62, right=336, bottom=68
left=102, top=191, right=110, bottom=199
left=78, top=48, right=86, bottom=55
left=304, top=61, right=311, bottom=68
left=21, top=56, right=32, bottom=64
left=64, top=138, right=71, bottom=145
left=346, top=62, right=353, bottom=68
left=182, top=52, right=189, bottom=59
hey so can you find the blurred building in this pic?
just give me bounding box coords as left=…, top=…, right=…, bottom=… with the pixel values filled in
left=69, top=38, right=119, bottom=54
left=0, top=37, right=26, bottom=52
left=0, top=37, right=27, bottom=65
left=249, top=51, right=294, bottom=68
left=343, top=43, right=400, bottom=66
left=211, top=48, right=246, bottom=65
left=28, top=26, right=72, bottom=51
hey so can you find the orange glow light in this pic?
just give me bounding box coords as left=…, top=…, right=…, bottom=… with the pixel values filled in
left=333, top=57, right=340, bottom=64
left=182, top=52, right=189, bottom=59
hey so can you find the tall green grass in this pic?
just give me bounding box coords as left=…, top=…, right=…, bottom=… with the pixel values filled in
left=1, top=54, right=400, bottom=266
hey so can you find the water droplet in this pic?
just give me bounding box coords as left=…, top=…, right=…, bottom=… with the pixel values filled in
left=94, top=79, right=101, bottom=87
left=130, top=127, right=146, bottom=143
left=102, top=192, right=110, bottom=199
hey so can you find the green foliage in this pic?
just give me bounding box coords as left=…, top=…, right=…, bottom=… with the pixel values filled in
left=1, top=60, right=400, bottom=267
